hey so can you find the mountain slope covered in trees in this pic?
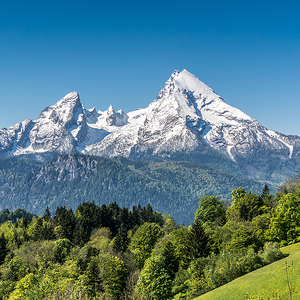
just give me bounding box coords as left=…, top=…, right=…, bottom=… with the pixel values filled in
left=0, top=157, right=42, bottom=187
left=0, top=154, right=266, bottom=224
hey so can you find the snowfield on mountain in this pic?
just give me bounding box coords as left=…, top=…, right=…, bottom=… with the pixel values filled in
left=1, top=69, right=300, bottom=184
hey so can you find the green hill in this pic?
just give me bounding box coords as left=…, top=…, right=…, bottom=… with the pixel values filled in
left=0, top=154, right=267, bottom=224
left=194, top=243, right=300, bottom=300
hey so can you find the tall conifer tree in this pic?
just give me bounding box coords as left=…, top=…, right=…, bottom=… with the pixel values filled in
left=0, top=233, right=8, bottom=264
left=113, top=224, right=129, bottom=253
left=183, top=220, right=209, bottom=268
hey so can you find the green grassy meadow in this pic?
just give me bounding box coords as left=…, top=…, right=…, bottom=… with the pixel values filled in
left=194, top=243, right=300, bottom=300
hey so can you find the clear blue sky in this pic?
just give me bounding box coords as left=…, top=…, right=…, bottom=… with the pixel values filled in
left=1, top=0, right=300, bottom=135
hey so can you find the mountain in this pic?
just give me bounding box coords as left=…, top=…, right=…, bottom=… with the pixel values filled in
left=0, top=154, right=266, bottom=224
left=1, top=69, right=300, bottom=184
left=0, top=156, right=42, bottom=187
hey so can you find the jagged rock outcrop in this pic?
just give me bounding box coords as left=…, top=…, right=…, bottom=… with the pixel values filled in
left=106, top=105, right=117, bottom=126
left=1, top=70, right=300, bottom=183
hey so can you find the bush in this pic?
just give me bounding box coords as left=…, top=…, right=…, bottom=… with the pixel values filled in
left=259, top=242, right=285, bottom=264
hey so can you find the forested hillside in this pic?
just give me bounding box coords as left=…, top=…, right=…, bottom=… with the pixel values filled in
left=1, top=177, right=300, bottom=299
left=0, top=157, right=42, bottom=187
left=0, top=154, right=266, bottom=224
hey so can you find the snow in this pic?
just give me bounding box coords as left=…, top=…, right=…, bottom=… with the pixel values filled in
left=266, top=129, right=294, bottom=158
left=227, top=145, right=235, bottom=161
left=1, top=69, right=300, bottom=162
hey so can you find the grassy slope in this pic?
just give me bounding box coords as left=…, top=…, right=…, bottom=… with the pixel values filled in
left=194, top=243, right=300, bottom=300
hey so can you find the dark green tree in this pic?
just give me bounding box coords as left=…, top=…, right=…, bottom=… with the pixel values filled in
left=42, top=206, right=52, bottom=222
left=73, top=218, right=90, bottom=247
left=261, top=184, right=270, bottom=199
left=130, top=205, right=141, bottom=227
left=74, top=202, right=115, bottom=245
left=0, top=233, right=8, bottom=264
left=260, top=184, right=275, bottom=209
left=183, top=220, right=209, bottom=268
left=113, top=224, right=129, bottom=253
left=31, top=217, right=44, bottom=241
left=53, top=207, right=75, bottom=241
left=84, top=258, right=103, bottom=297
left=22, top=217, right=29, bottom=229
left=161, top=241, right=179, bottom=280
left=53, top=238, right=72, bottom=264
left=77, top=245, right=100, bottom=273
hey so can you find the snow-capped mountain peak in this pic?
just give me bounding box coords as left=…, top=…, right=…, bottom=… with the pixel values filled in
left=1, top=69, right=300, bottom=184
left=38, top=91, right=82, bottom=128
left=171, top=69, right=217, bottom=98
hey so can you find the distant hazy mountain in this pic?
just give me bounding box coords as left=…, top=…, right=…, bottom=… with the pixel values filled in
left=1, top=69, right=299, bottom=184
left=0, top=154, right=266, bottom=224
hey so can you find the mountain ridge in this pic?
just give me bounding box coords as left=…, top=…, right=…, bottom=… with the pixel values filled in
left=1, top=69, right=300, bottom=184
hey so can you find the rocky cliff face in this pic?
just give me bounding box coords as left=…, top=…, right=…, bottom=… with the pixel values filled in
left=0, top=92, right=87, bottom=159
left=1, top=70, right=300, bottom=183
left=0, top=119, right=34, bottom=157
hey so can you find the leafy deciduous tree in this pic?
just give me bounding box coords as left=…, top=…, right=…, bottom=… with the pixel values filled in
left=129, top=222, right=162, bottom=269
left=195, top=195, right=226, bottom=227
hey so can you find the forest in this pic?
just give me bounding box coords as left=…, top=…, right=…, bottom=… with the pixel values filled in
left=0, top=175, right=300, bottom=299
left=0, top=154, right=266, bottom=225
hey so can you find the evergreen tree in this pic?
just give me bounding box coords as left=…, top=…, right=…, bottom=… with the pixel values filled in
left=77, top=245, right=100, bottom=273
left=130, top=205, right=141, bottom=227
left=118, top=207, right=130, bottom=230
left=73, top=218, right=90, bottom=246
left=183, top=220, right=209, bottom=268
left=144, top=204, right=154, bottom=222
left=75, top=202, right=106, bottom=241
left=53, top=206, right=75, bottom=241
left=101, top=255, right=127, bottom=299
left=0, top=233, right=8, bottom=264
left=32, top=217, right=44, bottom=241
left=161, top=241, right=179, bottom=280
left=140, top=206, right=147, bottom=223
left=53, top=206, right=65, bottom=226
left=62, top=209, right=76, bottom=241
left=84, top=258, right=103, bottom=297
left=42, top=206, right=52, bottom=222
left=261, top=184, right=270, bottom=199
left=98, top=204, right=115, bottom=233
left=261, top=184, right=275, bottom=208
left=113, top=224, right=129, bottom=253
left=22, top=217, right=29, bottom=229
